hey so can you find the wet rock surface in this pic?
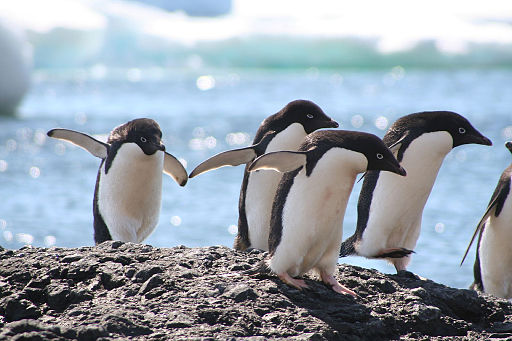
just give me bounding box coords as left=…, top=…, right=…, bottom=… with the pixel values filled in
left=0, top=242, right=511, bottom=340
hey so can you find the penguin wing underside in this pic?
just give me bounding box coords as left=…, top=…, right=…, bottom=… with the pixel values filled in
left=249, top=151, right=307, bottom=173
left=47, top=128, right=109, bottom=159
left=460, top=181, right=508, bottom=265
left=164, top=152, right=188, bottom=186
left=189, top=147, right=258, bottom=178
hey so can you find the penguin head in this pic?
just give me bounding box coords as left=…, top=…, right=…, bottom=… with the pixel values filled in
left=354, top=133, right=407, bottom=176
left=306, top=130, right=406, bottom=176
left=432, top=111, right=492, bottom=147
left=393, top=111, right=492, bottom=148
left=266, top=99, right=339, bottom=134
left=108, top=118, right=165, bottom=155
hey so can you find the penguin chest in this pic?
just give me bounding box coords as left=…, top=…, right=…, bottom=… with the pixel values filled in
left=245, top=123, right=307, bottom=250
left=271, top=149, right=365, bottom=276
left=358, top=131, right=453, bottom=255
left=98, top=144, right=164, bottom=243
left=479, top=192, right=512, bottom=298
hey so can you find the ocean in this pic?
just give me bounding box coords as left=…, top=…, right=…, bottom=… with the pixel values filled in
left=1, top=0, right=512, bottom=290
left=1, top=67, right=511, bottom=290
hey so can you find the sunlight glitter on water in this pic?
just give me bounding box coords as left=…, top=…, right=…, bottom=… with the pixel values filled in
left=0, top=160, right=7, bottom=172
left=375, top=116, right=389, bottom=130
left=196, top=75, right=216, bottom=91
left=29, top=166, right=40, bottom=178
left=15, top=233, right=34, bottom=245
left=170, top=216, right=182, bottom=226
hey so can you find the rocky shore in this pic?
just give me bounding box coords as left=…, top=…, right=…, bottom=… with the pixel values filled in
left=0, top=242, right=511, bottom=340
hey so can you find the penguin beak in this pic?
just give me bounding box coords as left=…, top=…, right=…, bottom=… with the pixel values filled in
left=467, top=132, right=492, bottom=146
left=477, top=136, right=493, bottom=146
left=156, top=142, right=165, bottom=152
left=396, top=166, right=407, bottom=176
left=506, top=141, right=512, bottom=153
left=326, top=119, right=339, bottom=128
left=385, top=160, right=407, bottom=177
left=384, top=156, right=407, bottom=176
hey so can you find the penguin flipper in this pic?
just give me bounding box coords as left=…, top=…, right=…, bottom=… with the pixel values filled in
left=189, top=147, right=258, bottom=178
left=164, top=152, right=188, bottom=186
left=460, top=180, right=508, bottom=265
left=47, top=128, right=108, bottom=159
left=248, top=151, right=307, bottom=173
left=387, top=130, right=410, bottom=154
left=339, top=234, right=357, bottom=257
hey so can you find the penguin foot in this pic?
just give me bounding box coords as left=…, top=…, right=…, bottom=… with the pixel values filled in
left=374, top=247, right=414, bottom=259
left=277, top=272, right=309, bottom=290
left=320, top=271, right=357, bottom=297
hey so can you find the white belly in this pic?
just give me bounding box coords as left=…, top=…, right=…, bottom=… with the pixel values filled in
left=246, top=123, right=307, bottom=250
left=356, top=132, right=453, bottom=257
left=98, top=143, right=164, bottom=243
left=479, top=192, right=512, bottom=298
left=270, top=148, right=367, bottom=277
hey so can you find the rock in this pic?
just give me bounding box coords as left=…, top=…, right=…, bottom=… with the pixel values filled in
left=3, top=296, right=40, bottom=321
left=139, top=274, right=164, bottom=294
left=222, top=284, right=257, bottom=302
left=0, top=243, right=511, bottom=340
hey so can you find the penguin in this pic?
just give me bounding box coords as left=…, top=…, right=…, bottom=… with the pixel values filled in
left=47, top=118, right=188, bottom=244
left=189, top=100, right=338, bottom=251
left=248, top=130, right=406, bottom=294
left=461, top=141, right=512, bottom=298
left=340, top=111, right=492, bottom=272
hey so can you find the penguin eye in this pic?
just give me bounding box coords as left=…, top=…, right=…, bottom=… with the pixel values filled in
left=376, top=153, right=384, bottom=160
left=306, top=114, right=314, bottom=119
left=140, top=137, right=147, bottom=143
left=458, top=127, right=466, bottom=134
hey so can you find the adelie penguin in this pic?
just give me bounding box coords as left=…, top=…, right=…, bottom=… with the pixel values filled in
left=340, top=111, right=492, bottom=272
left=249, top=130, right=406, bottom=294
left=461, top=141, right=512, bottom=299
left=189, top=100, right=338, bottom=251
left=47, top=118, right=188, bottom=244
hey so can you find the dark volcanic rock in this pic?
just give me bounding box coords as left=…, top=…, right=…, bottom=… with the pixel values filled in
left=0, top=243, right=511, bottom=340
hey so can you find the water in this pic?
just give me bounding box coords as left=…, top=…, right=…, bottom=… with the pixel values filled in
left=1, top=67, right=511, bottom=290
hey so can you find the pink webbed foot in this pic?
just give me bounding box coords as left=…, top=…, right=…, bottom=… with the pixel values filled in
left=277, top=272, right=309, bottom=290
left=320, top=271, right=357, bottom=297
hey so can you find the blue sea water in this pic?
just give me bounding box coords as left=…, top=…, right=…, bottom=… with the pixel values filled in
left=1, top=66, right=511, bottom=290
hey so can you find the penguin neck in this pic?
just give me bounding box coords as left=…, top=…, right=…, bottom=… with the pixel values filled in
left=311, top=148, right=367, bottom=199
left=398, top=131, right=453, bottom=192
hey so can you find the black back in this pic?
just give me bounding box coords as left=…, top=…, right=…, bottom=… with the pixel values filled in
left=92, top=118, right=164, bottom=244
left=340, top=111, right=491, bottom=256
left=235, top=100, right=338, bottom=250
left=269, top=130, right=402, bottom=254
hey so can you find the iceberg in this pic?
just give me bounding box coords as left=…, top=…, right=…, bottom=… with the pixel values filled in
left=0, top=0, right=511, bottom=74
left=0, top=19, right=32, bottom=116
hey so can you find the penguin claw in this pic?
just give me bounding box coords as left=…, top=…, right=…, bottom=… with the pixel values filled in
left=320, top=272, right=358, bottom=297
left=277, top=273, right=309, bottom=290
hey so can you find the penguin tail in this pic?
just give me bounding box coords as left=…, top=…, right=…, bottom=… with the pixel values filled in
left=373, top=248, right=415, bottom=259
left=339, top=235, right=358, bottom=257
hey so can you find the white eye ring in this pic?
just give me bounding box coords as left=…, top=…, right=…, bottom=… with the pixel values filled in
left=140, top=137, right=147, bottom=142
left=376, top=153, right=384, bottom=160
left=306, top=114, right=314, bottom=119
left=458, top=127, right=466, bottom=134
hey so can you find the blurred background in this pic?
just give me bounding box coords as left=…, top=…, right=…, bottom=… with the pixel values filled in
left=0, top=0, right=511, bottom=288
